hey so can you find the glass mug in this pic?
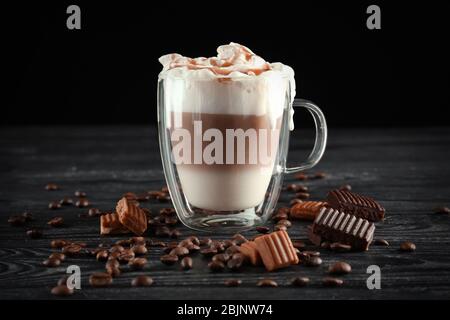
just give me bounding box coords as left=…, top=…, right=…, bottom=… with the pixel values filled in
left=158, top=74, right=327, bottom=233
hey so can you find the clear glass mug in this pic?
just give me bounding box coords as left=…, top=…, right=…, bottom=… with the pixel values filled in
left=158, top=74, right=327, bottom=233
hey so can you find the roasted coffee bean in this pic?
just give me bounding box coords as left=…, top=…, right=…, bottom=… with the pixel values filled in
left=321, top=241, right=331, bottom=249
left=150, top=241, right=166, bottom=247
left=22, top=212, right=33, bottom=221
left=59, top=197, right=73, bottom=206
left=45, top=183, right=59, bottom=191
left=180, top=256, right=193, bottom=270
left=123, top=192, right=138, bottom=200
left=339, top=184, right=352, bottom=191
left=295, top=192, right=310, bottom=200
left=225, top=245, right=240, bottom=255
left=170, top=246, right=189, bottom=257
left=74, top=190, right=86, bottom=197
left=400, top=241, right=416, bottom=252
left=199, top=237, right=212, bottom=246
left=292, top=240, right=306, bottom=249
left=118, top=250, right=135, bottom=263
left=292, top=277, right=310, bottom=287
left=185, top=243, right=200, bottom=253
left=96, top=250, right=109, bottom=262
left=155, top=226, right=171, bottom=237
left=274, top=224, right=287, bottom=232
left=27, top=229, right=43, bottom=239
left=132, top=244, right=148, bottom=255
left=57, top=276, right=69, bottom=286
left=208, top=260, right=225, bottom=272
left=106, top=265, right=121, bottom=277
left=108, top=251, right=121, bottom=260
left=328, top=261, right=352, bottom=275
left=322, top=277, right=344, bottom=287
left=50, top=239, right=67, bottom=248
left=115, top=239, right=131, bottom=246
left=43, top=257, right=61, bottom=267
left=8, top=215, right=26, bottom=226
left=212, top=253, right=231, bottom=263
left=312, top=172, right=326, bottom=179
left=147, top=190, right=161, bottom=199
left=62, top=243, right=82, bottom=256
left=160, top=254, right=178, bottom=265
left=303, top=256, right=322, bottom=267
left=210, top=241, right=225, bottom=252
left=290, top=198, right=303, bottom=206
left=227, top=256, right=244, bottom=271
left=48, top=201, right=61, bottom=210
left=51, top=285, right=73, bottom=296
left=277, top=219, right=292, bottom=228
left=170, top=229, right=182, bottom=238
left=49, top=252, right=66, bottom=261
left=129, top=257, right=147, bottom=270
left=164, top=243, right=179, bottom=254
left=257, top=279, right=278, bottom=287
left=165, top=216, right=178, bottom=226
left=178, top=239, right=192, bottom=247
left=160, top=207, right=176, bottom=216
left=434, top=206, right=450, bottom=214
left=161, top=186, right=169, bottom=193
left=232, top=234, right=248, bottom=245
left=130, top=236, right=146, bottom=245
left=137, top=193, right=150, bottom=201
left=222, top=279, right=241, bottom=287
left=200, top=247, right=217, bottom=257
left=223, top=239, right=236, bottom=248
left=47, top=216, right=64, bottom=227
left=286, top=183, right=299, bottom=191
left=256, top=226, right=270, bottom=234
left=156, top=193, right=171, bottom=202
left=132, top=275, right=153, bottom=287
left=88, top=208, right=101, bottom=217
left=75, top=198, right=90, bottom=208
left=302, top=250, right=320, bottom=257
left=330, top=242, right=352, bottom=252
left=106, top=259, right=120, bottom=269
left=373, top=239, right=390, bottom=246
left=110, top=245, right=125, bottom=253
left=295, top=173, right=308, bottom=180
left=273, top=207, right=290, bottom=220
left=89, top=272, right=113, bottom=287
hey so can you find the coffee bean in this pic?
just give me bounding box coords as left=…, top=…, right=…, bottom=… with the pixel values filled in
left=400, top=241, right=416, bottom=252
left=132, top=244, right=148, bottom=255
left=165, top=216, right=179, bottom=226
left=123, top=192, right=138, bottom=200
left=130, top=236, right=146, bottom=245
left=225, top=245, right=240, bottom=255
left=108, top=251, right=121, bottom=260
left=48, top=201, right=61, bottom=210
left=294, top=173, right=308, bottom=180
left=160, top=208, right=176, bottom=216
left=132, top=275, right=153, bottom=287
left=160, top=254, right=178, bottom=265
left=434, top=206, right=450, bottom=214
left=8, top=215, right=26, bottom=226
left=208, top=260, right=225, bottom=272
left=330, top=242, right=352, bottom=252
left=27, top=229, right=43, bottom=239
left=286, top=183, right=299, bottom=191
left=74, top=190, right=86, bottom=197
left=22, top=211, right=33, bottom=221
left=150, top=241, right=166, bottom=247
left=110, top=245, right=125, bottom=253
left=290, top=199, right=303, bottom=206
left=224, top=279, right=242, bottom=287
left=57, top=276, right=69, bottom=286
left=256, top=226, right=270, bottom=234
left=157, top=193, right=171, bottom=202
left=45, top=183, right=59, bottom=191
left=118, top=250, right=135, bottom=263
left=147, top=190, right=161, bottom=199
left=170, top=246, right=189, bottom=257
left=59, top=197, right=73, bottom=206
left=227, top=256, right=244, bottom=271
left=43, top=257, right=61, bottom=267
left=313, top=172, right=326, bottom=179
left=51, top=285, right=73, bottom=296
left=47, top=217, right=64, bottom=227
left=137, top=193, right=150, bottom=202
left=128, top=257, right=147, bottom=270
left=257, top=279, right=278, bottom=287
left=164, top=243, right=179, bottom=253
left=211, top=241, right=226, bottom=253
left=339, top=184, right=352, bottom=191
left=200, top=247, right=218, bottom=257
left=295, top=192, right=310, bottom=200
left=155, top=226, right=171, bottom=237
left=292, top=277, right=310, bottom=287
left=277, top=219, right=292, bottom=228
left=106, top=265, right=121, bottom=277
left=62, top=243, right=82, bottom=256
left=199, top=238, right=212, bottom=246
left=185, top=243, right=200, bottom=252
left=292, top=240, right=306, bottom=249
left=50, top=239, right=67, bottom=248
left=303, top=256, right=322, bottom=267
left=106, top=259, right=120, bottom=269
left=89, top=272, right=113, bottom=287
left=322, top=277, right=344, bottom=287
left=170, top=229, right=182, bottom=238
left=212, top=253, right=231, bottom=263
left=49, top=252, right=66, bottom=261
left=180, top=256, right=193, bottom=270
left=273, top=207, right=290, bottom=220
left=96, top=250, right=109, bottom=262
left=274, top=224, right=287, bottom=232
left=223, top=240, right=236, bottom=248
left=373, top=239, right=390, bottom=246
left=75, top=198, right=90, bottom=208
left=328, top=262, right=352, bottom=275
left=88, top=208, right=101, bottom=217
left=302, top=250, right=320, bottom=257
left=115, top=239, right=131, bottom=246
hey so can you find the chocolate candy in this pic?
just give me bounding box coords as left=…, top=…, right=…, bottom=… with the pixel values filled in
left=290, top=201, right=327, bottom=221
left=310, top=207, right=375, bottom=251
left=116, top=197, right=147, bottom=235
left=239, top=241, right=261, bottom=266
left=100, top=212, right=129, bottom=235
left=254, top=230, right=299, bottom=271
left=327, top=189, right=385, bottom=222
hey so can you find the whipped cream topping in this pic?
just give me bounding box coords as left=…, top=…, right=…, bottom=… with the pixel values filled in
left=159, top=43, right=296, bottom=130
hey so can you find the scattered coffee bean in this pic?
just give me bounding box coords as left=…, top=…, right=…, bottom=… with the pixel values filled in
left=131, top=236, right=146, bottom=245
left=74, top=190, right=86, bottom=197
left=186, top=243, right=200, bottom=253
left=50, top=239, right=67, bottom=248
left=106, top=259, right=120, bottom=269
left=330, top=242, right=352, bottom=252
left=170, top=229, right=181, bottom=238
left=286, top=184, right=299, bottom=191
left=224, top=279, right=242, bottom=287
left=75, top=198, right=90, bottom=208
left=156, top=193, right=171, bottom=202
left=160, top=208, right=176, bottom=216
left=48, top=201, right=61, bottom=210
left=165, top=216, right=179, bottom=226
left=201, top=247, right=218, bottom=257
left=295, top=192, right=310, bottom=200
left=225, top=245, right=240, bottom=255
left=302, top=250, right=321, bottom=257
left=227, top=256, right=244, bottom=271
left=400, top=241, right=416, bottom=252
left=96, top=250, right=109, bottom=262
left=57, top=276, right=69, bottom=286
left=180, top=257, right=193, bottom=270
left=313, top=172, right=326, bottom=179
left=187, top=236, right=200, bottom=246
left=62, top=243, right=82, bottom=256
left=51, top=285, right=73, bottom=296
left=303, top=256, right=322, bottom=267
left=89, top=272, right=113, bottom=287
left=129, top=257, right=147, bottom=270
left=88, top=208, right=101, bottom=217
left=199, top=238, right=212, bottom=246
left=277, top=219, right=292, bottom=228
left=108, top=252, right=121, bottom=260
left=295, top=173, right=308, bottom=180
left=373, top=239, right=390, bottom=246
left=45, top=183, right=59, bottom=191
left=47, top=216, right=64, bottom=227
left=292, top=277, right=310, bottom=287
left=132, top=244, right=147, bottom=255
left=322, top=277, right=344, bottom=287
left=161, top=186, right=169, bottom=193
left=132, top=275, right=153, bottom=287
left=137, top=193, right=150, bottom=202
left=43, top=257, right=61, bottom=267
left=22, top=212, right=33, bottom=221
left=290, top=199, right=303, bottom=206
left=118, top=250, right=135, bottom=263
left=257, top=279, right=278, bottom=287
left=59, top=197, right=73, bottom=206
left=49, top=252, right=66, bottom=261
left=223, top=240, right=236, bottom=248
left=110, top=245, right=125, bottom=253
left=208, top=260, right=225, bottom=272
left=123, top=192, right=138, bottom=200
left=256, top=226, right=270, bottom=234
left=211, top=241, right=226, bottom=252
left=170, top=246, right=189, bottom=257
left=212, top=253, right=231, bottom=263
left=150, top=241, right=166, bottom=247
left=155, top=226, right=171, bottom=237
left=292, top=240, right=306, bottom=249
left=8, top=215, right=26, bottom=226
left=27, top=229, right=43, bottom=239
left=115, top=239, right=131, bottom=246
left=160, top=254, right=178, bottom=265
left=434, top=207, right=450, bottom=214
left=274, top=224, right=287, bottom=232
left=106, top=265, right=121, bottom=277
left=339, top=184, right=352, bottom=191
left=328, top=262, right=352, bottom=275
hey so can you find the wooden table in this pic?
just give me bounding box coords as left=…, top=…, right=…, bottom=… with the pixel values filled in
left=1, top=126, right=449, bottom=300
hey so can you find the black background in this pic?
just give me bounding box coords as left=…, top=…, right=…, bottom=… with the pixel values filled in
left=3, top=1, right=449, bottom=127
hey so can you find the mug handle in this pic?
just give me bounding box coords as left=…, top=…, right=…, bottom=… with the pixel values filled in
left=283, top=98, right=328, bottom=174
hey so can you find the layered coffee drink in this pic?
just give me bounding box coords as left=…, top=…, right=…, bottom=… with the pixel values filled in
left=158, top=43, right=296, bottom=212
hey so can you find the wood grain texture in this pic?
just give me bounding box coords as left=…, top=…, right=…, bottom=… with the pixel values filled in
left=0, top=126, right=450, bottom=300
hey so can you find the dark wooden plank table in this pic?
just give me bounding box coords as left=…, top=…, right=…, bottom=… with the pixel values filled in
left=1, top=126, right=449, bottom=300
